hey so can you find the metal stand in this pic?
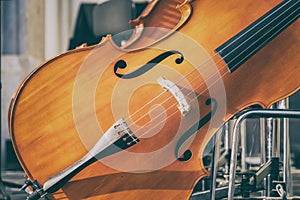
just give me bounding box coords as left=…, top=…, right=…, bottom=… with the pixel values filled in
left=228, top=108, right=300, bottom=200
left=278, top=99, right=292, bottom=196
left=0, top=181, right=10, bottom=200
left=209, top=129, right=221, bottom=200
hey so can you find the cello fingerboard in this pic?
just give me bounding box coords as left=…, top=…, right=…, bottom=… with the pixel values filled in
left=216, top=0, right=300, bottom=73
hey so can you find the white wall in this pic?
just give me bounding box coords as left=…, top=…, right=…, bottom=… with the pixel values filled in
left=44, top=0, right=151, bottom=59
left=45, top=0, right=72, bottom=59
left=44, top=0, right=117, bottom=60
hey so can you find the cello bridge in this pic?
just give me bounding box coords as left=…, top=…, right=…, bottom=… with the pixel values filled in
left=157, top=77, right=191, bottom=116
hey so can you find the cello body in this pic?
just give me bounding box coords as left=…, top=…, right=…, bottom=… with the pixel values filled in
left=8, top=0, right=299, bottom=199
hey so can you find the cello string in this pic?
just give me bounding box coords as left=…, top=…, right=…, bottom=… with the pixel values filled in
left=122, top=0, right=296, bottom=130
left=130, top=13, right=299, bottom=143
left=124, top=1, right=298, bottom=141
left=121, top=0, right=292, bottom=124
left=125, top=5, right=299, bottom=142
left=122, top=0, right=296, bottom=128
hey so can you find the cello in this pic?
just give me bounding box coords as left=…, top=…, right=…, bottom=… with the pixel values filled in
left=8, top=0, right=299, bottom=199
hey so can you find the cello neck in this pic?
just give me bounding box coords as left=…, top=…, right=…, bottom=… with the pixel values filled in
left=216, top=0, right=299, bottom=73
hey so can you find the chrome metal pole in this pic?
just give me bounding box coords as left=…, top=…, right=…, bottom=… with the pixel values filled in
left=278, top=98, right=292, bottom=196
left=228, top=109, right=300, bottom=200
left=239, top=121, right=246, bottom=172
left=266, top=116, right=273, bottom=196
left=266, top=106, right=275, bottom=161
left=266, top=105, right=278, bottom=197
left=260, top=117, right=267, bottom=197
left=209, top=129, right=222, bottom=200
left=260, top=118, right=266, bottom=164
left=224, top=121, right=231, bottom=175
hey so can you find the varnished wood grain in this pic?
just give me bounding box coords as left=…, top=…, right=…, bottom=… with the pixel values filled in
left=9, top=0, right=299, bottom=199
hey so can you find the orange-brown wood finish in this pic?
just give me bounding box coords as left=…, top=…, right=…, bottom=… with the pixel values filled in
left=9, top=0, right=299, bottom=199
left=123, top=0, right=190, bottom=49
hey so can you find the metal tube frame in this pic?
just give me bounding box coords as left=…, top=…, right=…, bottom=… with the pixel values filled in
left=228, top=109, right=300, bottom=200
left=209, top=131, right=221, bottom=200
left=278, top=99, right=292, bottom=196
